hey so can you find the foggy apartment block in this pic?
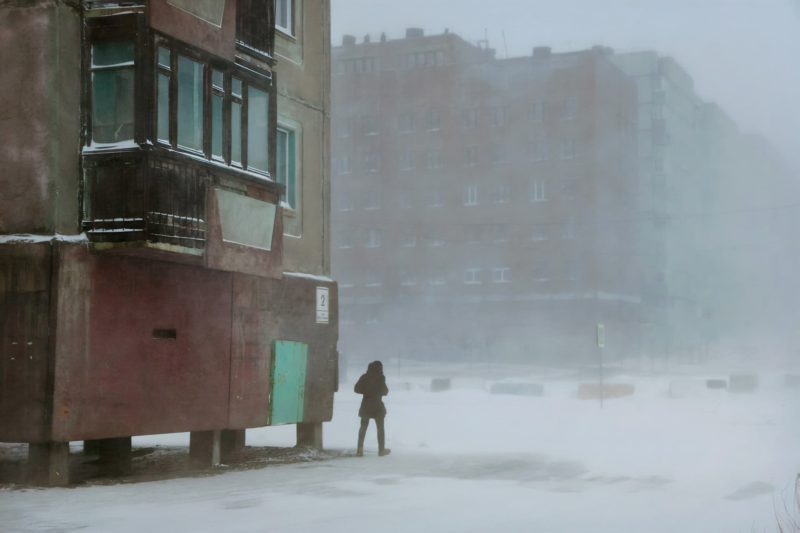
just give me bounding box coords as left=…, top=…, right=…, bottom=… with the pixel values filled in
left=0, top=0, right=337, bottom=485
left=610, top=52, right=800, bottom=362
left=331, top=29, right=642, bottom=365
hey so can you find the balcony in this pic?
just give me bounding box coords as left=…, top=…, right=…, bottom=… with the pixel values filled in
left=82, top=150, right=209, bottom=255
left=85, top=149, right=282, bottom=253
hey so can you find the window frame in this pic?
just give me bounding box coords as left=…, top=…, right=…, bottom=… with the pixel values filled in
left=83, top=14, right=142, bottom=149
left=276, top=123, right=298, bottom=210
left=151, top=34, right=276, bottom=180
left=275, top=0, right=295, bottom=37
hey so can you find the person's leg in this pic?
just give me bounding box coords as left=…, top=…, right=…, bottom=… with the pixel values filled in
left=357, top=418, right=369, bottom=456
left=376, top=417, right=390, bottom=456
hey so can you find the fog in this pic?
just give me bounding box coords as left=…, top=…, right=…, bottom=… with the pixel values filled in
left=325, top=2, right=800, bottom=530
left=331, top=0, right=800, bottom=370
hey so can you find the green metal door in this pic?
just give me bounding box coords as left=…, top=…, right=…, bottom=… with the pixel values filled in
left=270, top=340, right=308, bottom=425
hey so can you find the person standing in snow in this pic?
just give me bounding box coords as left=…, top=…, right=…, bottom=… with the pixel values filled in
left=354, top=361, right=390, bottom=457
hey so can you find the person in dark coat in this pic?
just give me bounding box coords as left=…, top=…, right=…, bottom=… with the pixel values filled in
left=354, top=360, right=390, bottom=457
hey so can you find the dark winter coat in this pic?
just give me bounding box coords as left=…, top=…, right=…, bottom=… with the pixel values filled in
left=354, top=361, right=389, bottom=419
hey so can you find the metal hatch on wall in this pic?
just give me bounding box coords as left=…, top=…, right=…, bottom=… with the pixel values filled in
left=270, top=340, right=308, bottom=425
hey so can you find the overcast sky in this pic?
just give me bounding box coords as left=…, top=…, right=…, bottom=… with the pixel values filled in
left=332, top=0, right=800, bottom=172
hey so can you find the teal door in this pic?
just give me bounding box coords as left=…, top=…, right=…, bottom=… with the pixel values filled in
left=270, top=340, right=308, bottom=425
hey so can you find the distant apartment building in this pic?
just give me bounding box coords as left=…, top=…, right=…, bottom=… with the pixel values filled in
left=611, top=52, right=800, bottom=361
left=331, top=30, right=641, bottom=364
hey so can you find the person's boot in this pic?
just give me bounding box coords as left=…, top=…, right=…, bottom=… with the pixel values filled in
left=378, top=448, right=391, bottom=457
left=356, top=447, right=364, bottom=457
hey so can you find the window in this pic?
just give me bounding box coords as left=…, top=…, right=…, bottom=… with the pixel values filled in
left=530, top=180, right=546, bottom=203
left=247, top=86, right=270, bottom=173
left=494, top=184, right=511, bottom=204
left=489, top=144, right=506, bottom=165
left=276, top=126, right=297, bottom=209
left=364, top=153, right=380, bottom=173
left=463, top=109, right=478, bottom=129
left=429, top=275, right=446, bottom=286
left=531, top=227, right=547, bottom=241
left=156, top=46, right=171, bottom=144
left=399, top=151, right=415, bottom=171
left=338, top=231, right=354, bottom=249
left=275, top=0, right=293, bottom=35
left=529, top=102, right=544, bottom=122
left=335, top=155, right=353, bottom=174
left=464, top=268, right=482, bottom=285
left=366, top=229, right=381, bottom=248
left=237, top=0, right=274, bottom=55
left=336, top=117, right=353, bottom=138
left=361, top=115, right=378, bottom=136
left=490, top=106, right=506, bottom=127
left=429, top=189, right=444, bottom=208
left=400, top=273, right=417, bottom=287
left=560, top=140, right=576, bottom=160
left=231, top=77, right=243, bottom=164
left=364, top=190, right=381, bottom=210
left=464, top=185, right=479, bottom=206
left=177, top=56, right=205, bottom=152
left=398, top=113, right=415, bottom=133
left=562, top=98, right=577, bottom=120
left=211, top=69, right=224, bottom=159
left=529, top=141, right=549, bottom=162
left=399, top=192, right=413, bottom=209
left=401, top=234, right=417, bottom=247
left=492, top=268, right=512, bottom=283
left=493, top=226, right=510, bottom=243
left=337, top=195, right=354, bottom=212
left=155, top=41, right=273, bottom=175
left=425, top=109, right=441, bottom=130
left=91, top=41, right=135, bottom=144
left=426, top=150, right=444, bottom=169
left=465, top=146, right=478, bottom=166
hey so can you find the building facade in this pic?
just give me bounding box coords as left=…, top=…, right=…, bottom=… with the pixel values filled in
left=0, top=0, right=336, bottom=485
left=331, top=30, right=641, bottom=365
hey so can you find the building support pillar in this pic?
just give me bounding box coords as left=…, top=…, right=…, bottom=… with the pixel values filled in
left=84, top=437, right=132, bottom=476
left=220, top=429, right=246, bottom=463
left=296, top=422, right=323, bottom=450
left=190, top=430, right=221, bottom=467
left=28, top=441, right=70, bottom=486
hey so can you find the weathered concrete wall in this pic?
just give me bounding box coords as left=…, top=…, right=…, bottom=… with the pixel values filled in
left=0, top=1, right=81, bottom=234
left=149, top=0, right=237, bottom=61
left=229, top=273, right=338, bottom=427
left=0, top=243, right=53, bottom=443
left=276, top=0, right=331, bottom=276
left=51, top=246, right=234, bottom=441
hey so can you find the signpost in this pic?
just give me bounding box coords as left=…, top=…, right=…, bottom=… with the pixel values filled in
left=597, top=323, right=605, bottom=408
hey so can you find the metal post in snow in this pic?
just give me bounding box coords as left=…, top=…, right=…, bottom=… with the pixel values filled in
left=597, top=323, right=605, bottom=409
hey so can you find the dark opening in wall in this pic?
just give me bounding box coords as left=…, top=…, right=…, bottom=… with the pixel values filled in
left=153, top=328, right=177, bottom=340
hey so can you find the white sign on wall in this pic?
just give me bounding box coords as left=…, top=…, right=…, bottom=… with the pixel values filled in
left=316, top=287, right=330, bottom=324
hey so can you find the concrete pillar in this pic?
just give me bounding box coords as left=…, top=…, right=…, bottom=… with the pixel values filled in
left=220, top=429, right=245, bottom=463
left=296, top=422, right=323, bottom=450
left=28, top=442, right=70, bottom=486
left=190, top=430, right=221, bottom=467
left=85, top=437, right=132, bottom=476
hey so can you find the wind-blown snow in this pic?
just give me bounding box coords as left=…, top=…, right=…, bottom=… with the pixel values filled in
left=2, top=367, right=798, bottom=532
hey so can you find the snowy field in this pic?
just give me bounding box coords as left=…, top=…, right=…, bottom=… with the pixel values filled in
left=2, top=365, right=800, bottom=533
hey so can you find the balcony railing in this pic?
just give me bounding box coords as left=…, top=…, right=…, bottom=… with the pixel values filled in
left=82, top=150, right=209, bottom=252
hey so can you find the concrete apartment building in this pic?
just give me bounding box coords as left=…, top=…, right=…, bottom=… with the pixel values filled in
left=0, top=0, right=336, bottom=485
left=331, top=30, right=641, bottom=365
left=611, top=52, right=800, bottom=362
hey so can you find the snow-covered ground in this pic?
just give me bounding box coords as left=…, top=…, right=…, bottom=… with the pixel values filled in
left=2, top=366, right=800, bottom=532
